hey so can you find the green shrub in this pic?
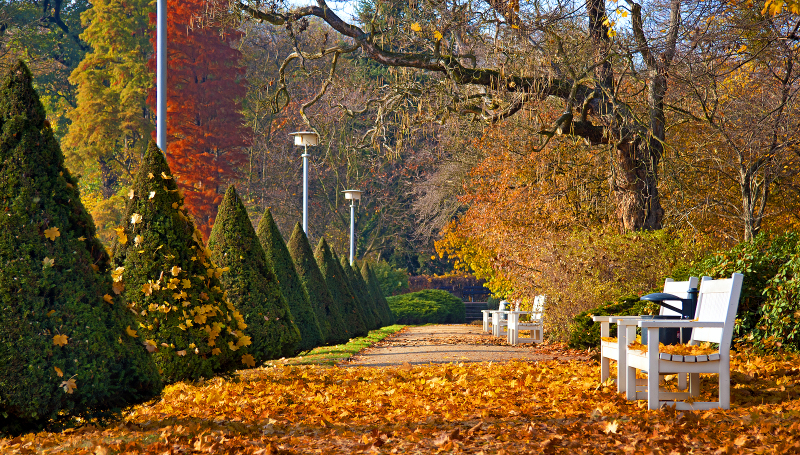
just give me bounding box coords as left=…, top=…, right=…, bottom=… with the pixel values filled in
left=343, top=258, right=380, bottom=330
left=0, top=62, right=161, bottom=433
left=362, top=263, right=395, bottom=326
left=387, top=289, right=465, bottom=324
left=567, top=296, right=653, bottom=350
left=287, top=224, right=347, bottom=344
left=257, top=210, right=324, bottom=352
left=111, top=141, right=251, bottom=383
left=315, top=240, right=368, bottom=338
left=371, top=260, right=410, bottom=296
left=208, top=186, right=301, bottom=361
left=688, top=232, right=800, bottom=345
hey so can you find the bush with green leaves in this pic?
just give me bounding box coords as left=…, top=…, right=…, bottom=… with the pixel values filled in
left=287, top=224, right=348, bottom=344
left=257, top=210, right=324, bottom=352
left=759, top=243, right=800, bottom=351
left=208, top=186, right=301, bottom=361
left=315, top=240, right=367, bottom=338
left=111, top=141, right=253, bottom=383
left=688, top=232, right=800, bottom=346
left=342, top=258, right=380, bottom=330
left=567, top=296, right=653, bottom=350
left=387, top=289, right=465, bottom=324
left=371, top=260, right=410, bottom=296
left=0, top=62, right=162, bottom=434
left=362, top=263, right=395, bottom=326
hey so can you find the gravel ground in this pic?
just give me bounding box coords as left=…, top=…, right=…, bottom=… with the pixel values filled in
left=343, top=324, right=590, bottom=367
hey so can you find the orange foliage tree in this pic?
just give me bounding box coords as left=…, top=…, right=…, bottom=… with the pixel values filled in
left=147, top=0, right=248, bottom=239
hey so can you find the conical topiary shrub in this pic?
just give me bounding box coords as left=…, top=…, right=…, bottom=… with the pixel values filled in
left=353, top=260, right=385, bottom=328
left=0, top=62, right=162, bottom=434
left=111, top=141, right=253, bottom=383
left=287, top=224, right=349, bottom=344
left=363, top=263, right=395, bottom=325
left=257, top=210, right=324, bottom=352
left=208, top=186, right=300, bottom=361
left=341, top=257, right=379, bottom=330
left=316, top=240, right=367, bottom=338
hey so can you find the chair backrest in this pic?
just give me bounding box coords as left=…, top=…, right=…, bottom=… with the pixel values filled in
left=531, top=295, right=545, bottom=319
left=690, top=273, right=744, bottom=351
left=659, top=277, right=700, bottom=317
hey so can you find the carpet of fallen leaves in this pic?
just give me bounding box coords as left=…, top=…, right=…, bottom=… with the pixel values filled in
left=3, top=350, right=800, bottom=454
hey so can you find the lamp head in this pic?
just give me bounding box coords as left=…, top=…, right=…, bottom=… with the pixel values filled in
left=290, top=131, right=319, bottom=146
left=342, top=189, right=363, bottom=201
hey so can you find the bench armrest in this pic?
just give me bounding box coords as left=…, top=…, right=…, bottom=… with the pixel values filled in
left=638, top=320, right=725, bottom=329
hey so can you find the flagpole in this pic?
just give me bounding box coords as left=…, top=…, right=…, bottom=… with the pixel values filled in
left=157, top=0, right=167, bottom=151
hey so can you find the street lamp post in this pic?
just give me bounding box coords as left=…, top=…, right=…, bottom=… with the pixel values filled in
left=156, top=0, right=166, bottom=151
left=342, top=190, right=363, bottom=265
left=289, top=132, right=319, bottom=234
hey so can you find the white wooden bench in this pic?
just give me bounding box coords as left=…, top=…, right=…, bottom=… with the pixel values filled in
left=507, top=295, right=545, bottom=345
left=593, top=277, right=699, bottom=394
left=625, top=273, right=743, bottom=410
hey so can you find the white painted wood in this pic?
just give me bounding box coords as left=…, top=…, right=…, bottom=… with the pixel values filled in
left=506, top=296, right=545, bottom=345
left=596, top=277, right=698, bottom=395
left=625, top=273, right=743, bottom=410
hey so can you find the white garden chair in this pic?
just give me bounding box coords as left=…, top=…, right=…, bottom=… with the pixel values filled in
left=507, top=295, right=545, bottom=345
left=625, top=273, right=743, bottom=410
left=593, top=277, right=699, bottom=393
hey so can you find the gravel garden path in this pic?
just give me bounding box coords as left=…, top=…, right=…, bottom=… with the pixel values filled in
left=343, top=324, right=590, bottom=367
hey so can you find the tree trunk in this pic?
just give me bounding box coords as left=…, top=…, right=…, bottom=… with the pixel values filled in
left=98, top=156, right=117, bottom=199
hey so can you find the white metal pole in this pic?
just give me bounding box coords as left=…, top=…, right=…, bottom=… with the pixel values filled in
left=349, top=200, right=355, bottom=265
left=156, top=0, right=166, bottom=151
left=302, top=145, right=309, bottom=233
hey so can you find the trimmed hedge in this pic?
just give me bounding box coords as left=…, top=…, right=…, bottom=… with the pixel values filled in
left=0, top=62, right=162, bottom=433
left=257, top=210, right=324, bottom=352
left=287, top=224, right=347, bottom=344
left=110, top=141, right=251, bottom=383
left=208, top=186, right=301, bottom=361
left=342, top=257, right=379, bottom=330
left=315, top=240, right=367, bottom=338
left=363, top=263, right=395, bottom=325
left=567, top=296, right=652, bottom=350
left=387, top=289, right=465, bottom=324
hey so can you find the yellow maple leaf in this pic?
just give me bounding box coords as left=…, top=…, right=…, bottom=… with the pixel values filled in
left=111, top=266, right=125, bottom=282
left=130, top=213, right=143, bottom=225
left=237, top=335, right=252, bottom=348
left=44, top=226, right=60, bottom=241
left=77, top=236, right=86, bottom=241
left=148, top=172, right=154, bottom=179
left=61, top=377, right=77, bottom=394
left=211, top=348, right=221, bottom=355
left=103, top=294, right=114, bottom=304
left=42, top=257, right=54, bottom=268
left=142, top=282, right=153, bottom=296
left=47, top=310, right=56, bottom=317
left=54, top=366, right=63, bottom=377
left=171, top=266, right=182, bottom=276
left=176, top=350, right=187, bottom=356
left=112, top=281, right=124, bottom=295
left=144, top=340, right=158, bottom=353
left=53, top=334, right=68, bottom=346
left=134, top=235, right=143, bottom=246
left=172, top=202, right=179, bottom=209
left=161, top=172, right=172, bottom=179
left=228, top=341, right=240, bottom=351
left=242, top=354, right=256, bottom=367
left=182, top=279, right=192, bottom=289
left=410, top=22, right=422, bottom=32
left=125, top=326, right=138, bottom=338
left=603, top=420, right=619, bottom=434
left=434, top=30, right=443, bottom=41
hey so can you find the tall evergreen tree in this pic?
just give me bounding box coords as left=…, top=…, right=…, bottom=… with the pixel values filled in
left=0, top=62, right=162, bottom=433
left=111, top=141, right=253, bottom=383
left=208, top=186, right=300, bottom=361
left=287, top=224, right=349, bottom=344
left=316, top=240, right=368, bottom=338
left=257, top=210, right=324, bottom=352
left=147, top=0, right=248, bottom=239
left=64, top=0, right=154, bottom=200
left=341, top=257, right=379, bottom=330
left=363, top=263, right=395, bottom=325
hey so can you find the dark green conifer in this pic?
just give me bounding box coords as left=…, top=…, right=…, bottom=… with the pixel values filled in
left=208, top=187, right=300, bottom=361
left=111, top=141, right=253, bottom=383
left=0, top=62, right=162, bottom=433
left=257, top=210, right=324, bottom=352
left=287, top=224, right=349, bottom=344
left=316, top=240, right=367, bottom=338
left=363, top=263, right=396, bottom=325
left=341, top=257, right=380, bottom=330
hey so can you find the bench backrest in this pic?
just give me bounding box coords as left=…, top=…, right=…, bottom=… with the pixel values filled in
left=660, top=277, right=700, bottom=317
left=690, top=273, right=744, bottom=351
left=531, top=295, right=545, bottom=320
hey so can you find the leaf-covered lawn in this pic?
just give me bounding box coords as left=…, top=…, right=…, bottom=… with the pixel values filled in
left=2, top=350, right=800, bottom=454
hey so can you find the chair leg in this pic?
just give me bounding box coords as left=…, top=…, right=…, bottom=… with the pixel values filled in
left=678, top=373, right=687, bottom=391
left=626, top=365, right=637, bottom=401
left=689, top=373, right=700, bottom=397
left=719, top=369, right=730, bottom=409
left=601, top=356, right=610, bottom=383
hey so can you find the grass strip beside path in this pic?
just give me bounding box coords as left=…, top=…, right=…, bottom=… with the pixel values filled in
left=279, top=324, right=406, bottom=366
